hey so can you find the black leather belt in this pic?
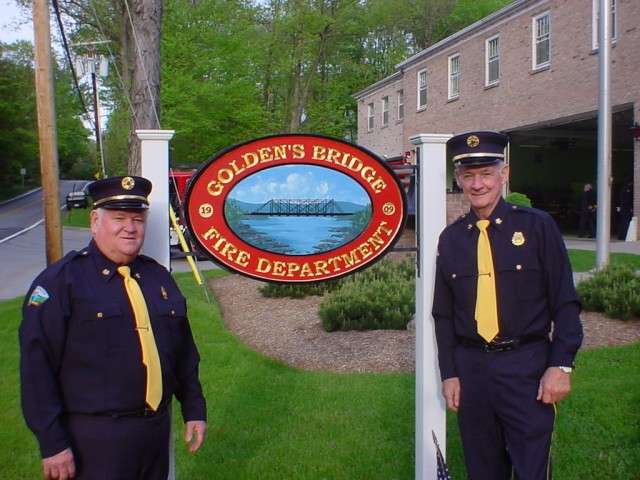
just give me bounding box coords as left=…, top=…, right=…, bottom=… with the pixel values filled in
left=100, top=400, right=170, bottom=419
left=459, top=335, right=547, bottom=353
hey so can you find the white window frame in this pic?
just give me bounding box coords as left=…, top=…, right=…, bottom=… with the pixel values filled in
left=485, top=35, right=500, bottom=86
left=381, top=96, right=389, bottom=127
left=367, top=102, right=374, bottom=131
left=417, top=69, right=428, bottom=110
left=592, top=0, right=617, bottom=49
left=532, top=12, right=551, bottom=70
left=397, top=90, right=404, bottom=121
left=448, top=54, right=460, bottom=99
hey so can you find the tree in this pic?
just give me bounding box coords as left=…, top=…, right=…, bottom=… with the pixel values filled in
left=30, top=0, right=512, bottom=173
left=0, top=41, right=39, bottom=187
left=56, top=0, right=162, bottom=175
left=160, top=0, right=270, bottom=164
left=0, top=41, right=90, bottom=186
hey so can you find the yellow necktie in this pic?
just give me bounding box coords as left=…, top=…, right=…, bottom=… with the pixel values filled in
left=475, top=220, right=499, bottom=342
left=118, top=266, right=163, bottom=410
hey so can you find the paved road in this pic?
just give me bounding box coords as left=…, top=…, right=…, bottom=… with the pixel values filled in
left=564, top=236, right=640, bottom=255
left=0, top=183, right=216, bottom=301
left=0, top=222, right=217, bottom=301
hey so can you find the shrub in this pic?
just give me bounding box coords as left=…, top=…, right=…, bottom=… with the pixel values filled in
left=505, top=192, right=532, bottom=207
left=576, top=264, right=640, bottom=320
left=259, top=281, right=340, bottom=299
left=318, top=258, right=416, bottom=332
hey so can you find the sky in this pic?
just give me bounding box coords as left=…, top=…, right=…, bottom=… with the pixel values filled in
left=1, top=0, right=34, bottom=43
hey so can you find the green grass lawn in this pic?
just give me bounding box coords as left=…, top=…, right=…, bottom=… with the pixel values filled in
left=568, top=249, right=640, bottom=273
left=2, top=269, right=638, bottom=478
left=61, top=204, right=92, bottom=228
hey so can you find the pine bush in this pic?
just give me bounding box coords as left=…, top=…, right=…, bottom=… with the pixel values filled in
left=318, top=258, right=416, bottom=331
left=576, top=264, right=640, bottom=320
left=259, top=281, right=340, bottom=299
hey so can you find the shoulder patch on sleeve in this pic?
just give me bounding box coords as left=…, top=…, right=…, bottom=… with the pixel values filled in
left=28, top=286, right=49, bottom=306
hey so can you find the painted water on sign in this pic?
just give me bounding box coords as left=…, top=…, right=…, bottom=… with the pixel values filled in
left=238, top=215, right=360, bottom=254
left=225, top=165, right=371, bottom=255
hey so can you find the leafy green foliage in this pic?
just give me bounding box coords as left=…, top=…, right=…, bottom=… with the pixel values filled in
left=0, top=42, right=40, bottom=188
left=576, top=264, right=640, bottom=320
left=154, top=0, right=512, bottom=165
left=318, top=258, right=415, bottom=331
left=0, top=41, right=92, bottom=185
left=505, top=191, right=532, bottom=207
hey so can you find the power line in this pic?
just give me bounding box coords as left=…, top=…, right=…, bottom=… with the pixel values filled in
left=50, top=0, right=94, bottom=131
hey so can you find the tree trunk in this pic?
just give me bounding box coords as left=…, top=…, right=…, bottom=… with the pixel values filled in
left=127, top=0, right=162, bottom=175
left=288, top=24, right=331, bottom=132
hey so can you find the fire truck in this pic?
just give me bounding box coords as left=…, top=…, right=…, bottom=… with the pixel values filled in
left=169, top=170, right=196, bottom=250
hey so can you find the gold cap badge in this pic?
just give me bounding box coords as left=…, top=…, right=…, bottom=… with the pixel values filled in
left=467, top=135, right=480, bottom=148
left=121, top=176, right=135, bottom=190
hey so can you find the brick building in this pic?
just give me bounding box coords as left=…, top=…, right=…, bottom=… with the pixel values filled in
left=354, top=0, right=639, bottom=236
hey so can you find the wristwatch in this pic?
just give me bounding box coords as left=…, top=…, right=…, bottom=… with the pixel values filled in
left=558, top=366, right=573, bottom=373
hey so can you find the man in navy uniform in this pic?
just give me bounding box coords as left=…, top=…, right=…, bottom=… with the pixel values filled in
left=432, top=132, right=583, bottom=479
left=20, top=176, right=207, bottom=480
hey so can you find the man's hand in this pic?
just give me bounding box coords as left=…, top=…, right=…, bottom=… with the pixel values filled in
left=184, top=420, right=207, bottom=452
left=42, top=447, right=75, bottom=480
left=442, top=377, right=461, bottom=412
left=537, top=367, right=571, bottom=404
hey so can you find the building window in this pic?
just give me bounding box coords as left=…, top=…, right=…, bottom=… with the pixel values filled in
left=367, top=102, right=374, bottom=131
left=417, top=69, right=427, bottom=110
left=397, top=90, right=404, bottom=121
left=448, top=54, right=460, bottom=99
left=486, top=36, right=500, bottom=85
left=533, top=12, right=550, bottom=69
left=381, top=96, right=389, bottom=127
left=592, top=0, right=617, bottom=49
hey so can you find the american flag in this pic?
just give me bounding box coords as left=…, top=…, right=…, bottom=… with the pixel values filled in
left=432, top=430, right=453, bottom=480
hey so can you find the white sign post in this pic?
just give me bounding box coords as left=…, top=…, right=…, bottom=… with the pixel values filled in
left=137, top=129, right=175, bottom=270
left=137, top=129, right=176, bottom=480
left=410, top=133, right=450, bottom=479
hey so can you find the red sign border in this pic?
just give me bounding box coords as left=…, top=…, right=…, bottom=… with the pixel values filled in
left=183, top=133, right=407, bottom=283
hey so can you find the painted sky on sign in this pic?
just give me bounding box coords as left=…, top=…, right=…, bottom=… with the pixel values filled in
left=227, top=165, right=370, bottom=205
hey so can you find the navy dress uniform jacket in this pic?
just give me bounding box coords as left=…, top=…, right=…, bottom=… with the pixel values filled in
left=19, top=240, right=207, bottom=458
left=432, top=198, right=583, bottom=380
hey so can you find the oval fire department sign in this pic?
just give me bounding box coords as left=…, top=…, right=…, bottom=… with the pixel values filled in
left=184, top=134, right=407, bottom=283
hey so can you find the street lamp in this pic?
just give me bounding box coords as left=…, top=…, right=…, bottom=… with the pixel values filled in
left=72, top=41, right=110, bottom=179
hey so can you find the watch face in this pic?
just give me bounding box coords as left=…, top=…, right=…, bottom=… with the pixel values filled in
left=559, top=366, right=573, bottom=373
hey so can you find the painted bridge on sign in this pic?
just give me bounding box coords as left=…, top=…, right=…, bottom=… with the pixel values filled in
left=251, top=198, right=349, bottom=216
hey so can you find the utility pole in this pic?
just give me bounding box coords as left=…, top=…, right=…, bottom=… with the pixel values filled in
left=91, top=70, right=103, bottom=177
left=33, top=0, right=63, bottom=265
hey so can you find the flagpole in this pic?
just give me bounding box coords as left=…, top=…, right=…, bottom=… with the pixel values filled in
left=595, top=0, right=612, bottom=268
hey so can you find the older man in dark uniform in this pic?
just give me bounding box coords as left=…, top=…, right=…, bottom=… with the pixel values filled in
left=432, top=132, right=583, bottom=480
left=20, top=176, right=207, bottom=480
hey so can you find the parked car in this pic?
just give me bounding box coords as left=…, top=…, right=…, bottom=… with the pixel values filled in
left=65, top=190, right=88, bottom=209
left=65, top=182, right=93, bottom=210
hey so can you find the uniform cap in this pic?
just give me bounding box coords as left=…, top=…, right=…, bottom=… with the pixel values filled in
left=447, top=131, right=509, bottom=167
left=88, top=176, right=152, bottom=210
